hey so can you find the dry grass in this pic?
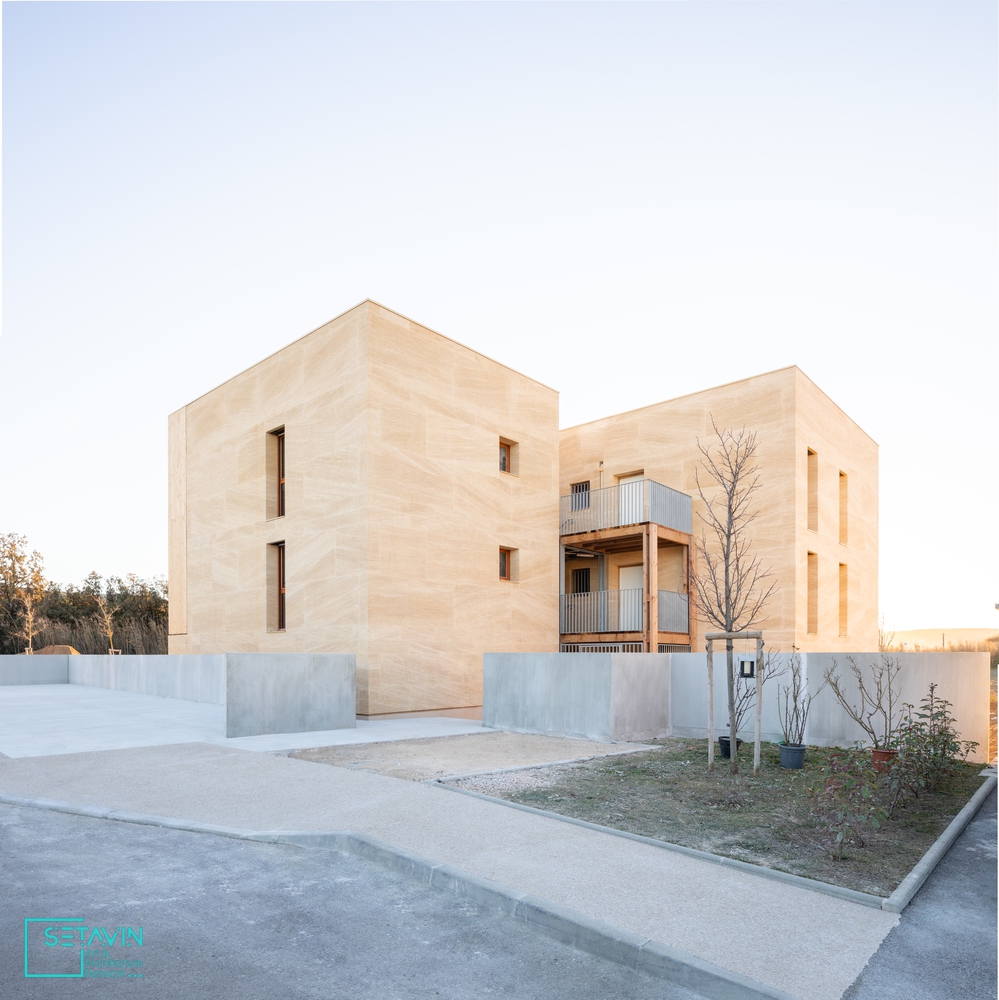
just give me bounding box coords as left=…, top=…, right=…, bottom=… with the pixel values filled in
left=454, top=737, right=987, bottom=897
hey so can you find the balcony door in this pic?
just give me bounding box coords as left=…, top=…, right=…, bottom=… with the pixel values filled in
left=618, top=474, right=643, bottom=525
left=618, top=564, right=643, bottom=630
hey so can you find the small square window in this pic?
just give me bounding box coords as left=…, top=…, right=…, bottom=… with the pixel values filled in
left=499, top=547, right=512, bottom=581
left=739, top=656, right=755, bottom=678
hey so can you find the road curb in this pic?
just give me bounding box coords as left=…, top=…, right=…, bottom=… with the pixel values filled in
left=0, top=791, right=799, bottom=1000
left=881, top=774, right=997, bottom=913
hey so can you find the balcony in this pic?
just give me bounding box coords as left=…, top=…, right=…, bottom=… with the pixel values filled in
left=559, top=588, right=689, bottom=635
left=559, top=479, right=692, bottom=537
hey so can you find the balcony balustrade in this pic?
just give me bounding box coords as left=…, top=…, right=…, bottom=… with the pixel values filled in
left=559, top=479, right=692, bottom=536
left=559, top=588, right=689, bottom=635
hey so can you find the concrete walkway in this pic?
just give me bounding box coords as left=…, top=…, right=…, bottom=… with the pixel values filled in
left=0, top=683, right=484, bottom=757
left=843, top=787, right=997, bottom=1000
left=0, top=741, right=899, bottom=1000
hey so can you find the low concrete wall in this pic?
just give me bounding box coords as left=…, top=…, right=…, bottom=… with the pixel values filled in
left=226, top=653, right=356, bottom=738
left=483, top=653, right=669, bottom=742
left=0, top=655, right=70, bottom=685
left=69, top=654, right=226, bottom=705
left=670, top=651, right=990, bottom=763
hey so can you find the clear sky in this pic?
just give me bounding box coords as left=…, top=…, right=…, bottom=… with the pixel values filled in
left=2, top=2, right=996, bottom=631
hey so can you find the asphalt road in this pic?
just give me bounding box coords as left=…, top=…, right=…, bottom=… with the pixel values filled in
left=0, top=802, right=698, bottom=1000
left=844, top=786, right=998, bottom=1000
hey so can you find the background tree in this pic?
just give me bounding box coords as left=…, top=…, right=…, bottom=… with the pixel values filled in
left=0, top=533, right=49, bottom=653
left=693, top=420, right=777, bottom=775
left=91, top=593, right=119, bottom=654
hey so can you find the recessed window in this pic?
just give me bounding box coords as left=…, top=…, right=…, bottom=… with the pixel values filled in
left=268, top=541, right=286, bottom=631
left=499, top=547, right=513, bottom=581
left=571, top=567, right=591, bottom=593
left=839, top=563, right=848, bottom=636
left=267, top=427, right=286, bottom=519
left=499, top=438, right=518, bottom=475
left=807, top=551, right=818, bottom=634
left=839, top=471, right=848, bottom=545
left=807, top=449, right=818, bottom=532
left=570, top=481, right=590, bottom=510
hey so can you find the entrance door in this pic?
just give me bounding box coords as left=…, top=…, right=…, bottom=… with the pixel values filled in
left=618, top=564, right=643, bottom=630
left=618, top=474, right=644, bottom=525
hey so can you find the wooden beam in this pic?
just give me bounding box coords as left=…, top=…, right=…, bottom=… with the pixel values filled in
left=560, top=523, right=692, bottom=550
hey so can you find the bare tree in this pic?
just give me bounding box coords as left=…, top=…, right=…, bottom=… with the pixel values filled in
left=693, top=420, right=777, bottom=774
left=877, top=615, right=895, bottom=653
left=0, top=533, right=48, bottom=654
left=91, top=594, right=119, bottom=654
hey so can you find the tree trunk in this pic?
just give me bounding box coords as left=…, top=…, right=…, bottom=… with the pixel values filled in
left=707, top=645, right=715, bottom=772
left=726, top=639, right=738, bottom=775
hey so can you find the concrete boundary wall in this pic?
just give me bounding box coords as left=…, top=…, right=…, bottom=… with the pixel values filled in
left=671, top=651, right=989, bottom=763
left=483, top=653, right=669, bottom=742
left=69, top=654, right=226, bottom=704
left=484, top=651, right=989, bottom=762
left=0, top=652, right=357, bottom=738
left=226, top=654, right=356, bottom=737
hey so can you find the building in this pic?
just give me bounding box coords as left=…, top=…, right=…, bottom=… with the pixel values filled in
left=168, top=300, right=560, bottom=718
left=169, top=303, right=878, bottom=717
left=559, top=366, right=878, bottom=653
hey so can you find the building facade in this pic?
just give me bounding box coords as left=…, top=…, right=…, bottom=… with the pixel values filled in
left=169, top=305, right=878, bottom=716
left=168, top=300, right=560, bottom=717
left=559, top=367, right=878, bottom=653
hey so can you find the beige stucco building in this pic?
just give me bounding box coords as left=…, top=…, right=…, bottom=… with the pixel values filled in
left=168, top=300, right=560, bottom=717
left=559, top=366, right=878, bottom=653
left=169, top=303, right=877, bottom=716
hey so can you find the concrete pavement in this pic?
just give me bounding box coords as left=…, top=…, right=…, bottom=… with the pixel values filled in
left=0, top=683, right=484, bottom=757
left=843, top=787, right=997, bottom=1000
left=2, top=800, right=702, bottom=1000
left=0, top=741, right=900, bottom=1000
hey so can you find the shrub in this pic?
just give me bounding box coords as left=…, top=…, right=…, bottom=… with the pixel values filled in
left=808, top=751, right=888, bottom=859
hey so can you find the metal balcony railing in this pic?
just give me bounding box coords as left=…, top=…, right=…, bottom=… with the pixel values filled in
left=658, top=589, right=690, bottom=633
left=559, top=479, right=692, bottom=536
left=559, top=588, right=689, bottom=635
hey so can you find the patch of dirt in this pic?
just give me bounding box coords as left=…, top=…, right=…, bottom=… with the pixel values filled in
left=290, top=731, right=643, bottom=782
left=452, top=737, right=986, bottom=897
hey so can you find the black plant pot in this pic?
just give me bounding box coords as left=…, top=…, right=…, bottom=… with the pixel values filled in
left=717, top=736, right=743, bottom=759
left=779, top=743, right=806, bottom=769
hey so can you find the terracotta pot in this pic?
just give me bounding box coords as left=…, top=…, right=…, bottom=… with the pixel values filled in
left=871, top=748, right=898, bottom=772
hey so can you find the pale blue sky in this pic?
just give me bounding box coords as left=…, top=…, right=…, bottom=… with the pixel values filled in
left=2, top=2, right=996, bottom=630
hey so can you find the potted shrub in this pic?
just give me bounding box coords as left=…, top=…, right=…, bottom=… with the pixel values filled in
left=776, top=653, right=819, bottom=769
left=824, top=655, right=903, bottom=770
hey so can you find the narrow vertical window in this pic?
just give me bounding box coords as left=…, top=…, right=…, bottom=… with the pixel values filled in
left=807, top=449, right=818, bottom=532
left=807, top=551, right=818, bottom=634
left=839, top=563, right=848, bottom=637
left=499, top=438, right=518, bottom=475
left=839, top=471, right=848, bottom=544
left=499, top=547, right=512, bottom=581
left=267, top=541, right=286, bottom=631
left=276, top=429, right=286, bottom=517
left=267, top=427, right=286, bottom=519
left=499, top=441, right=511, bottom=473
left=570, top=481, right=591, bottom=510
left=571, top=567, right=591, bottom=593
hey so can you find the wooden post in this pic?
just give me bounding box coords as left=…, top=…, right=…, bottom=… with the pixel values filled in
left=707, top=639, right=715, bottom=772
left=753, top=638, right=763, bottom=775
left=648, top=524, right=659, bottom=654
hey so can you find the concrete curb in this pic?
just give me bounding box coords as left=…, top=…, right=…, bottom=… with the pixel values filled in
left=433, top=744, right=654, bottom=783
left=881, top=774, right=997, bottom=913
left=0, top=791, right=799, bottom=1000
left=433, top=782, right=888, bottom=909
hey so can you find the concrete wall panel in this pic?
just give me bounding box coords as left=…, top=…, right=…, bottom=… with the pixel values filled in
left=0, top=656, right=70, bottom=685
left=67, top=655, right=226, bottom=704
left=225, top=653, right=356, bottom=738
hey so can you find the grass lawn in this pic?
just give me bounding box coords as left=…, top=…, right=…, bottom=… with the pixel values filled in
left=453, top=738, right=988, bottom=897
